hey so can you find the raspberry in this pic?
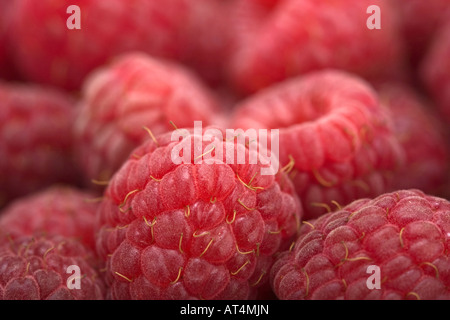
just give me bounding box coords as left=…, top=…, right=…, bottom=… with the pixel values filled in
left=376, top=81, right=450, bottom=195
left=231, top=70, right=405, bottom=220
left=9, top=0, right=195, bottom=91
left=0, top=185, right=99, bottom=251
left=227, top=0, right=408, bottom=95
left=73, top=52, right=225, bottom=189
left=420, top=22, right=450, bottom=123
left=394, top=0, right=450, bottom=67
left=0, top=81, right=81, bottom=208
left=0, top=234, right=105, bottom=300
left=95, top=126, right=302, bottom=299
left=271, top=189, right=450, bottom=300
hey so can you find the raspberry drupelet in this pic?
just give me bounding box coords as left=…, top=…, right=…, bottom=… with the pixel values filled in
left=271, top=189, right=450, bottom=300
left=73, top=52, right=226, bottom=190
left=231, top=70, right=405, bottom=220
left=94, top=126, right=302, bottom=299
left=0, top=234, right=105, bottom=300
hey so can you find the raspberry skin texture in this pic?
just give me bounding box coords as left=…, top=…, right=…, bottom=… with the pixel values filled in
left=0, top=185, right=99, bottom=251
left=376, top=82, right=450, bottom=195
left=270, top=189, right=450, bottom=300
left=94, top=126, right=302, bottom=300
left=231, top=70, right=405, bottom=220
left=0, top=81, right=82, bottom=208
left=227, top=0, right=408, bottom=95
left=0, top=234, right=105, bottom=300
left=73, top=52, right=225, bottom=189
left=420, top=23, right=450, bottom=124
left=9, top=0, right=197, bottom=91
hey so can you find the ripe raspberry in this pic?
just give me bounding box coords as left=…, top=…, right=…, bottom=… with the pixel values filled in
left=231, top=70, right=405, bottom=220
left=0, top=234, right=105, bottom=300
left=9, top=0, right=196, bottom=91
left=376, top=82, right=450, bottom=195
left=0, top=81, right=81, bottom=208
left=271, top=189, right=450, bottom=300
left=95, top=126, right=302, bottom=299
left=420, top=23, right=450, bottom=123
left=227, top=0, right=408, bottom=95
left=73, top=52, right=225, bottom=189
left=0, top=185, right=99, bottom=251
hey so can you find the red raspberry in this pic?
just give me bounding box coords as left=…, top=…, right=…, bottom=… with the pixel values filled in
left=0, top=185, right=99, bottom=251
left=394, top=0, right=450, bottom=67
left=227, top=0, right=408, bottom=95
left=420, top=23, right=450, bottom=123
left=0, top=81, right=81, bottom=208
left=270, top=189, right=450, bottom=300
left=0, top=234, right=105, bottom=300
left=95, top=126, right=302, bottom=299
left=73, top=52, right=225, bottom=189
left=9, top=0, right=195, bottom=91
left=376, top=82, right=450, bottom=195
left=231, top=70, right=405, bottom=220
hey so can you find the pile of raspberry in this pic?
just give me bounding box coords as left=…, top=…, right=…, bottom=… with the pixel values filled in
left=0, top=0, right=449, bottom=300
